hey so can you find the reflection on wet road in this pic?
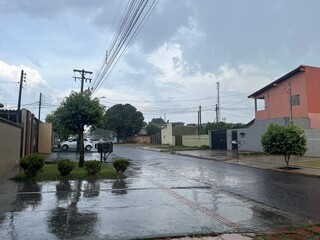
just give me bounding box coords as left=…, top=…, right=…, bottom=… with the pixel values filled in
left=0, top=145, right=319, bottom=239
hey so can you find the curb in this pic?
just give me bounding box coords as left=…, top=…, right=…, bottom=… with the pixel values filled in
left=142, top=147, right=320, bottom=179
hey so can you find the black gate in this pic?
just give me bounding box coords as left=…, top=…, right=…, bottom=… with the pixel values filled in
left=211, top=130, right=227, bottom=150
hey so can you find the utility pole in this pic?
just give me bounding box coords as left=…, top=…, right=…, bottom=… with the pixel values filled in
left=198, top=105, right=202, bottom=134
left=17, top=70, right=26, bottom=123
left=216, top=81, right=220, bottom=122
left=73, top=69, right=93, bottom=93
left=38, top=93, right=42, bottom=121
left=215, top=104, right=219, bottom=123
left=288, top=82, right=292, bottom=125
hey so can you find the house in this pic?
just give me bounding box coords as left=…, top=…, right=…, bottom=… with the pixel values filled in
left=248, top=65, right=320, bottom=128
left=226, top=65, right=320, bottom=156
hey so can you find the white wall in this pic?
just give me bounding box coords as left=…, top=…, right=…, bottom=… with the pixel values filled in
left=183, top=135, right=209, bottom=147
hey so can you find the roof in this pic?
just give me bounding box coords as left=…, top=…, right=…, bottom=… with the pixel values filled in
left=248, top=65, right=307, bottom=98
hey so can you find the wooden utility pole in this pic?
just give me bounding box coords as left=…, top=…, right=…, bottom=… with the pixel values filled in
left=73, top=69, right=93, bottom=93
left=17, top=70, right=26, bottom=123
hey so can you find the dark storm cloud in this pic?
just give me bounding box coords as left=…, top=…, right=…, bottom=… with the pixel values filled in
left=177, top=0, right=320, bottom=72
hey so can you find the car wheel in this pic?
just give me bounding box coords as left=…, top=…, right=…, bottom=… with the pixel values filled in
left=62, top=145, right=69, bottom=151
left=85, top=145, right=92, bottom=151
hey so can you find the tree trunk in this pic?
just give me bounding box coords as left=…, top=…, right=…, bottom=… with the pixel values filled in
left=79, top=131, right=85, bottom=167
left=284, top=155, right=290, bottom=169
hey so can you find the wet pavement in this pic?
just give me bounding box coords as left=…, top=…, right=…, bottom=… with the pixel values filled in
left=0, top=146, right=319, bottom=239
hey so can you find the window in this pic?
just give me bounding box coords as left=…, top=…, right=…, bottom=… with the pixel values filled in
left=291, top=95, right=300, bottom=106
left=256, top=97, right=265, bottom=111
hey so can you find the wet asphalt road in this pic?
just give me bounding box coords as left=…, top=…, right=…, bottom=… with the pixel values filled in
left=0, top=145, right=319, bottom=239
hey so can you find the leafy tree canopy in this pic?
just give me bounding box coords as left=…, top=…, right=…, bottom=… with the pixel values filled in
left=145, top=123, right=161, bottom=135
left=201, top=121, right=246, bottom=134
left=150, top=117, right=166, bottom=126
left=45, top=112, right=70, bottom=141
left=261, top=123, right=307, bottom=168
left=104, top=103, right=144, bottom=142
left=53, top=92, right=105, bottom=167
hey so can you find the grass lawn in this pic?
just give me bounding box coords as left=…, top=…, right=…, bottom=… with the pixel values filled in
left=296, top=160, right=320, bottom=168
left=13, top=163, right=118, bottom=181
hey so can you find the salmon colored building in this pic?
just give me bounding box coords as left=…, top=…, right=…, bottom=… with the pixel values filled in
left=248, top=65, right=320, bottom=129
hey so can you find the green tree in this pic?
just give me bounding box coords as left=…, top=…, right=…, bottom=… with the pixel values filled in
left=45, top=112, right=70, bottom=141
left=150, top=117, right=166, bottom=126
left=261, top=123, right=307, bottom=169
left=104, top=104, right=144, bottom=142
left=54, top=92, right=105, bottom=167
left=201, top=121, right=245, bottom=134
left=145, top=123, right=161, bottom=135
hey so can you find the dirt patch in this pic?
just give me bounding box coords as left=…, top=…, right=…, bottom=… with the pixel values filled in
left=278, top=166, right=301, bottom=170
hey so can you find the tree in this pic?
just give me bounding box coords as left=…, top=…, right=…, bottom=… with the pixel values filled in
left=150, top=117, right=165, bottom=126
left=261, top=123, right=307, bottom=169
left=54, top=92, right=105, bottom=167
left=201, top=121, right=245, bottom=134
left=145, top=123, right=161, bottom=135
left=45, top=112, right=70, bottom=141
left=104, top=104, right=144, bottom=142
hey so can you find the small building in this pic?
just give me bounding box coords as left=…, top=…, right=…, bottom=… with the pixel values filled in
left=227, top=65, right=320, bottom=156
left=161, top=123, right=198, bottom=146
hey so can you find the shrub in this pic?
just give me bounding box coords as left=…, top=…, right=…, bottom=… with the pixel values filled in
left=20, top=153, right=45, bottom=177
left=84, top=160, right=101, bottom=176
left=112, top=158, right=130, bottom=175
left=57, top=158, right=76, bottom=176
left=199, top=145, right=210, bottom=150
left=261, top=123, right=307, bottom=168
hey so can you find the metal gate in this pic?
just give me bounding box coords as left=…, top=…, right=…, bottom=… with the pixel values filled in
left=211, top=130, right=227, bottom=150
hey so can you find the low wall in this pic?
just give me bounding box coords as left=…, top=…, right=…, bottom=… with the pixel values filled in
left=38, top=123, right=52, bottom=154
left=126, top=135, right=151, bottom=144
left=182, top=135, right=209, bottom=147
left=0, top=118, right=22, bottom=175
left=304, top=129, right=320, bottom=157
left=227, top=118, right=320, bottom=157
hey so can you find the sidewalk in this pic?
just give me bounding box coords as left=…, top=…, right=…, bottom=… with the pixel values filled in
left=175, top=150, right=320, bottom=178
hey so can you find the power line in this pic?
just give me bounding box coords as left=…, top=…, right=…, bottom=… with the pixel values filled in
left=91, top=0, right=159, bottom=96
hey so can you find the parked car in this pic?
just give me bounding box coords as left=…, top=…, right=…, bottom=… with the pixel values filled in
left=60, top=138, right=93, bottom=151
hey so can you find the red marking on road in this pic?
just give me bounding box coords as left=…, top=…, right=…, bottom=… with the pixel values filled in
left=143, top=175, right=240, bottom=229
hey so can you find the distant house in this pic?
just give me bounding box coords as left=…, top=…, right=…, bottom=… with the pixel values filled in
left=226, top=65, right=320, bottom=156
left=161, top=123, right=198, bottom=146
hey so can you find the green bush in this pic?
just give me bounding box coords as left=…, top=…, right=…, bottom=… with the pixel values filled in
left=57, top=158, right=76, bottom=176
left=199, top=145, right=210, bottom=150
left=112, top=158, right=130, bottom=175
left=84, top=160, right=101, bottom=176
left=20, top=153, right=45, bottom=177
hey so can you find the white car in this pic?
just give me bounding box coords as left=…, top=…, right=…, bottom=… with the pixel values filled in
left=60, top=138, right=93, bottom=151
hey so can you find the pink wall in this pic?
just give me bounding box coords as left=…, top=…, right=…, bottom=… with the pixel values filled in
left=254, top=66, right=320, bottom=129
left=255, top=71, right=307, bottom=120
left=305, top=66, right=320, bottom=128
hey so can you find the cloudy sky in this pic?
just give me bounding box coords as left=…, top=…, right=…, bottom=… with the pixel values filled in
left=1, top=0, right=320, bottom=124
